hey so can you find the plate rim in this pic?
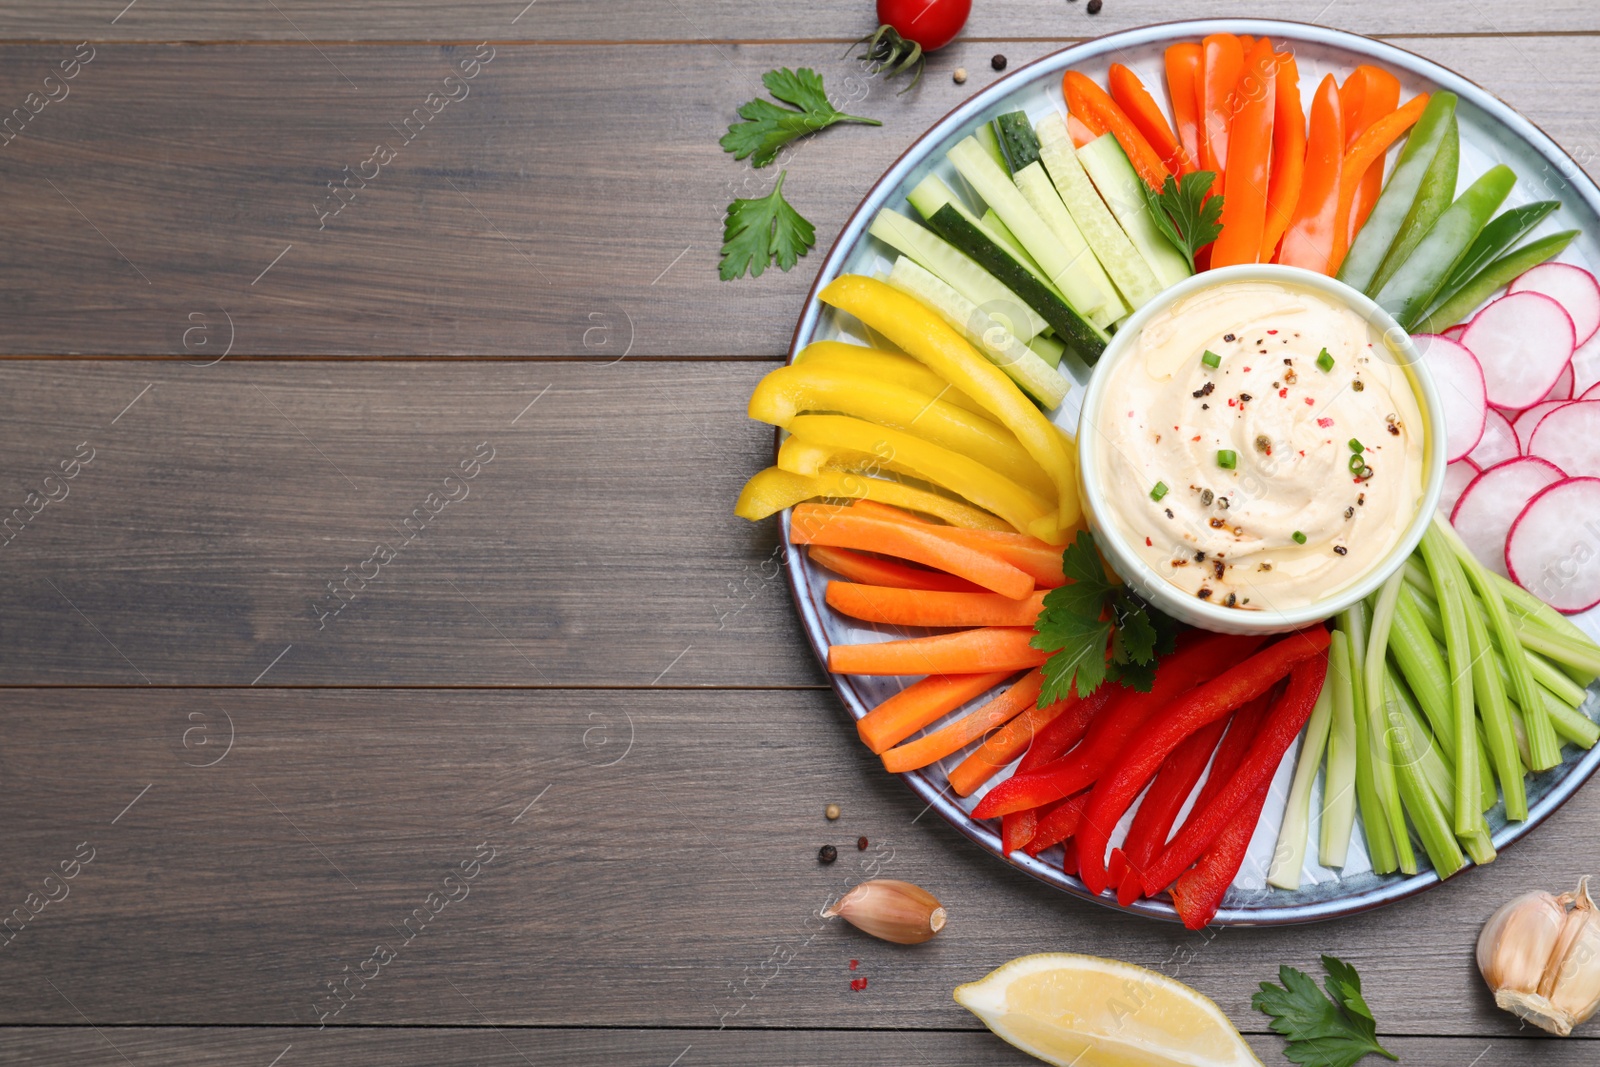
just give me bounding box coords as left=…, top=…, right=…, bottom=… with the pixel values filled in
left=780, top=17, right=1600, bottom=925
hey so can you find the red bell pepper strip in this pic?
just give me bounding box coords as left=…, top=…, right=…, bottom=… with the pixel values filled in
left=1062, top=70, right=1172, bottom=189
left=1076, top=627, right=1331, bottom=896
left=948, top=689, right=1079, bottom=797
left=1023, top=792, right=1090, bottom=857
left=1211, top=38, right=1277, bottom=267
left=1277, top=75, right=1344, bottom=273
left=1138, top=655, right=1331, bottom=897
left=1002, top=809, right=1037, bottom=855
left=1165, top=43, right=1204, bottom=178
left=1199, top=33, right=1245, bottom=194
left=1111, top=713, right=1232, bottom=906
left=1261, top=49, right=1306, bottom=261
left=1170, top=776, right=1273, bottom=929
left=1020, top=686, right=1116, bottom=772
left=1109, top=62, right=1191, bottom=174
left=974, top=632, right=1265, bottom=819
left=1061, top=836, right=1079, bottom=878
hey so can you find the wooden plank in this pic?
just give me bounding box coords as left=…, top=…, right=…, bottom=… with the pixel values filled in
left=0, top=1028, right=1592, bottom=1066
left=0, top=685, right=1595, bottom=1036
left=0, top=37, right=1593, bottom=356
left=0, top=361, right=826, bottom=687
left=7, top=1, right=1600, bottom=42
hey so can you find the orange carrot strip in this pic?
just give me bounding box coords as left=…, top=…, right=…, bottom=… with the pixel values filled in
left=1330, top=93, right=1430, bottom=274
left=1063, top=70, right=1172, bottom=189
left=856, top=670, right=1014, bottom=754
left=807, top=545, right=987, bottom=593
left=1165, top=43, right=1204, bottom=175
left=1109, top=63, right=1191, bottom=173
left=829, top=627, right=1046, bottom=676
left=791, top=505, right=1033, bottom=600
left=1261, top=50, right=1306, bottom=261
left=826, top=582, right=1048, bottom=629
left=1211, top=38, right=1277, bottom=267
left=1200, top=34, right=1245, bottom=193
left=882, top=670, right=1044, bottom=773
left=948, top=694, right=1076, bottom=796
left=1277, top=75, right=1344, bottom=274
left=848, top=500, right=1066, bottom=587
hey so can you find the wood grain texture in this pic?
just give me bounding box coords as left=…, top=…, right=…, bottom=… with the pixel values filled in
left=7, top=1, right=1600, bottom=42
left=0, top=685, right=1595, bottom=1037
left=0, top=36, right=1592, bottom=356
left=0, top=361, right=823, bottom=687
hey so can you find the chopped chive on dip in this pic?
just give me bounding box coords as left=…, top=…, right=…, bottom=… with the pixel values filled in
left=1292, top=530, right=1308, bottom=545
left=1348, top=454, right=1367, bottom=474
left=1316, top=348, right=1335, bottom=372
left=1150, top=481, right=1169, bottom=501
left=1348, top=438, right=1363, bottom=453
left=1217, top=450, right=1238, bottom=470
left=1201, top=350, right=1221, bottom=369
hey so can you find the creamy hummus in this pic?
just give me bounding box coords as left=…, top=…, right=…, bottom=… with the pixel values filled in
left=1093, top=280, right=1426, bottom=611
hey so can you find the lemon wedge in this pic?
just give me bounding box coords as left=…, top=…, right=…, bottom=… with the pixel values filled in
left=954, top=952, right=1262, bottom=1067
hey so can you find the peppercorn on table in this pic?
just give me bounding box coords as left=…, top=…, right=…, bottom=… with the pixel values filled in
left=1, top=4, right=1598, bottom=1064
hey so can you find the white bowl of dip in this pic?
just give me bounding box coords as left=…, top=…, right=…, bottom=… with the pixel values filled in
left=1078, top=264, right=1446, bottom=635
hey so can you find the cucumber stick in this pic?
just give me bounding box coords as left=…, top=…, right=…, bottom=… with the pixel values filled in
left=1025, top=332, right=1065, bottom=368
left=1076, top=133, right=1191, bottom=290
left=868, top=209, right=1047, bottom=340
left=1035, top=114, right=1162, bottom=312
left=981, top=210, right=1053, bottom=286
left=975, top=123, right=1009, bottom=171
left=948, top=137, right=1123, bottom=328
left=885, top=256, right=1070, bottom=409
left=994, top=111, right=1041, bottom=171
left=1012, top=161, right=1127, bottom=328
left=907, top=175, right=1061, bottom=296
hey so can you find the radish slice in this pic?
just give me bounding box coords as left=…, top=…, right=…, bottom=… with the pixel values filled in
left=1528, top=400, right=1600, bottom=478
left=1440, top=459, right=1481, bottom=518
left=1513, top=401, right=1571, bottom=453
left=1574, top=331, right=1600, bottom=397
left=1460, top=292, right=1576, bottom=410
left=1509, top=262, right=1600, bottom=346
left=1543, top=362, right=1575, bottom=402
left=1467, top=408, right=1519, bottom=469
left=1442, top=323, right=1469, bottom=341
left=1506, top=478, right=1600, bottom=612
left=1451, top=457, right=1566, bottom=578
left=1584, top=381, right=1600, bottom=402
left=1413, top=334, right=1486, bottom=462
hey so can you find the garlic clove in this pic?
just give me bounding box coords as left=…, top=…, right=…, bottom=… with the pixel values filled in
left=1546, top=878, right=1600, bottom=1031
left=1480, top=877, right=1600, bottom=1037
left=822, top=879, right=946, bottom=945
left=1478, top=889, right=1567, bottom=996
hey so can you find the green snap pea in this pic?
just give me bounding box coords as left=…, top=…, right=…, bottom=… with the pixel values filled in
left=1415, top=229, right=1579, bottom=335
left=1377, top=164, right=1518, bottom=331
left=1436, top=199, right=1561, bottom=298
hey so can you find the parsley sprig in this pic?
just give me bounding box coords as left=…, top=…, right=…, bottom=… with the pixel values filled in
left=720, top=67, right=881, bottom=168
left=1030, top=531, right=1181, bottom=705
left=1254, top=956, right=1399, bottom=1067
left=720, top=170, right=816, bottom=281
left=1140, top=170, right=1225, bottom=273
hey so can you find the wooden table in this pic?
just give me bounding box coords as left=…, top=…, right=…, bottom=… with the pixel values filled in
left=2, top=4, right=1597, bottom=1063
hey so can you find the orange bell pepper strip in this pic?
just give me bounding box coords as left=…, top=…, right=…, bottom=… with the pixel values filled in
left=1238, top=34, right=1255, bottom=53
left=1067, top=113, right=1098, bottom=148
left=1210, top=38, right=1277, bottom=267
left=1341, top=65, right=1401, bottom=244
left=1261, top=50, right=1306, bottom=261
left=1277, top=74, right=1344, bottom=273
left=1199, top=33, right=1245, bottom=194
left=1109, top=62, right=1191, bottom=174
left=1062, top=70, right=1171, bottom=189
left=1165, top=43, right=1204, bottom=176
left=1330, top=93, right=1430, bottom=273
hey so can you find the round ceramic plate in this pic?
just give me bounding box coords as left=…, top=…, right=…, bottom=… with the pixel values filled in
left=785, top=19, right=1600, bottom=924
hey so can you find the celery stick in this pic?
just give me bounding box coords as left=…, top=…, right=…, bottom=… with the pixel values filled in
left=1385, top=673, right=1466, bottom=878
left=1529, top=651, right=1589, bottom=709
left=1365, top=575, right=1417, bottom=875
left=1475, top=723, right=1498, bottom=813
left=1269, top=677, right=1335, bottom=890
left=1343, top=605, right=1397, bottom=873
left=1392, top=677, right=1497, bottom=864
left=1321, top=630, right=1360, bottom=868
left=1420, top=524, right=1481, bottom=834
left=1548, top=695, right=1600, bottom=749
left=1461, top=573, right=1529, bottom=820
left=1403, top=557, right=1433, bottom=598
left=1507, top=706, right=1536, bottom=771
left=1506, top=618, right=1600, bottom=683
left=1390, top=586, right=1457, bottom=749
left=1488, top=569, right=1600, bottom=684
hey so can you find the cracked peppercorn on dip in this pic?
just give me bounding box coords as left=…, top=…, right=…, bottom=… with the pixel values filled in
left=1092, top=279, right=1426, bottom=611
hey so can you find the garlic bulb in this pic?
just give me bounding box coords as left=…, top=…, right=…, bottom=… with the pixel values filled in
left=1479, top=876, right=1600, bottom=1036
left=822, top=879, right=946, bottom=944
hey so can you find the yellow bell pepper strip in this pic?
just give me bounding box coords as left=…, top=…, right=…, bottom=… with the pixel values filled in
left=794, top=341, right=988, bottom=418
left=733, top=466, right=1011, bottom=530
left=785, top=413, right=1053, bottom=537
left=747, top=363, right=1054, bottom=498
left=818, top=275, right=1078, bottom=540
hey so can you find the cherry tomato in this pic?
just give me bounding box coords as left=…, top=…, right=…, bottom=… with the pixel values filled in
left=877, top=0, right=971, bottom=53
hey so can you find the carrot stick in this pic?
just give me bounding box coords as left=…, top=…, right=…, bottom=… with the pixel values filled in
left=1063, top=70, right=1172, bottom=189
left=1165, top=43, right=1204, bottom=175
left=1331, top=93, right=1429, bottom=273
left=1109, top=63, right=1191, bottom=173
left=882, top=670, right=1043, bottom=773
left=948, top=692, right=1078, bottom=796
left=1200, top=33, right=1245, bottom=193
left=829, top=627, right=1046, bottom=676
left=807, top=545, right=987, bottom=593
left=791, top=505, right=1033, bottom=600
left=856, top=670, right=1014, bottom=754
left=1211, top=38, right=1277, bottom=267
left=1277, top=74, right=1344, bottom=273
left=826, top=583, right=1048, bottom=629
left=1341, top=66, right=1401, bottom=246
left=1261, top=50, right=1306, bottom=261
left=848, top=500, right=1066, bottom=587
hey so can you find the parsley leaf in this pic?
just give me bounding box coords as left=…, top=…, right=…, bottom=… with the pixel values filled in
left=720, top=170, right=816, bottom=281
left=1034, top=611, right=1111, bottom=705
left=1254, top=958, right=1398, bottom=1067
left=1140, top=170, right=1225, bottom=273
left=720, top=67, right=881, bottom=168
